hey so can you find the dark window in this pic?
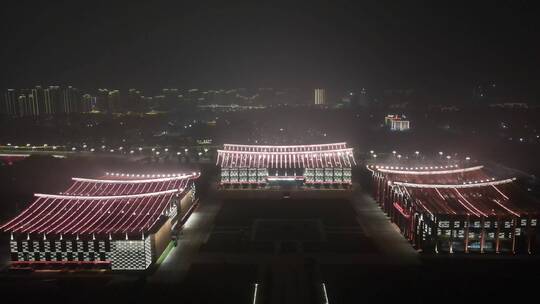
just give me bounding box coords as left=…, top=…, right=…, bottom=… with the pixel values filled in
left=61, top=241, right=67, bottom=252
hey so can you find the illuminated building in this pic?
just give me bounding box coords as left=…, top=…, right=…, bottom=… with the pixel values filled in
left=62, top=86, right=82, bottom=113
left=1, top=172, right=200, bottom=270
left=384, top=114, right=410, bottom=131
left=216, top=143, right=355, bottom=189
left=368, top=164, right=539, bottom=254
left=3, top=89, right=18, bottom=116
left=314, top=88, right=326, bottom=105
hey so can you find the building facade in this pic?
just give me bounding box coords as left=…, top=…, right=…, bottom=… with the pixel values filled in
left=368, top=164, right=539, bottom=254
left=314, top=89, right=326, bottom=105
left=216, top=143, right=355, bottom=189
left=1, top=172, right=199, bottom=271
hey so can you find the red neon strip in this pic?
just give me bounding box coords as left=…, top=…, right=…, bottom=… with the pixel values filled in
left=393, top=202, right=411, bottom=219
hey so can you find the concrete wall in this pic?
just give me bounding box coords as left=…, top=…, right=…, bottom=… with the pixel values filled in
left=151, top=218, right=172, bottom=262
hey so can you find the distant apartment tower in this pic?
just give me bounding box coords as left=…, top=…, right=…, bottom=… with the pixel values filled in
left=3, top=89, right=18, bottom=116
left=314, top=88, right=325, bottom=105
left=385, top=114, right=410, bottom=131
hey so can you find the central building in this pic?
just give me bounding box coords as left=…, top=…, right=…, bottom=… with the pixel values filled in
left=216, top=142, right=355, bottom=189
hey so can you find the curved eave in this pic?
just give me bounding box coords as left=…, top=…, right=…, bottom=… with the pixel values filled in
left=392, top=178, right=516, bottom=189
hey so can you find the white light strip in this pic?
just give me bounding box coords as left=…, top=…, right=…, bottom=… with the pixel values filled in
left=0, top=153, right=30, bottom=157
left=392, top=178, right=516, bottom=189
left=373, top=165, right=483, bottom=175
left=217, top=148, right=354, bottom=155
left=252, top=283, right=259, bottom=304
left=34, top=189, right=179, bottom=200
left=224, top=142, right=346, bottom=149
left=72, top=173, right=198, bottom=184
left=322, top=283, right=330, bottom=304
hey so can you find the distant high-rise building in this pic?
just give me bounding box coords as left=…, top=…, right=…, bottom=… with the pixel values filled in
left=385, top=114, right=410, bottom=131
left=96, top=88, right=121, bottom=113
left=97, top=89, right=110, bottom=112
left=44, top=86, right=62, bottom=114
left=108, top=90, right=120, bottom=113
left=3, top=89, right=18, bottom=116
left=314, top=88, right=325, bottom=105
left=127, top=89, right=145, bottom=112
left=16, top=89, right=40, bottom=117
left=81, top=94, right=95, bottom=112
left=62, top=86, right=81, bottom=113
left=31, top=86, right=48, bottom=115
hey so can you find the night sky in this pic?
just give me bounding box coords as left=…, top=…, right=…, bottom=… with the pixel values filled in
left=1, top=0, right=538, bottom=99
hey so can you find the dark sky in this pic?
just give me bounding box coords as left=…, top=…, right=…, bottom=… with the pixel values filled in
left=1, top=0, right=539, bottom=99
